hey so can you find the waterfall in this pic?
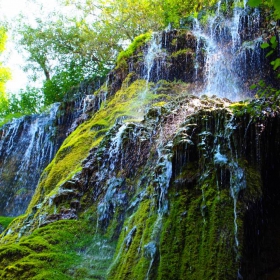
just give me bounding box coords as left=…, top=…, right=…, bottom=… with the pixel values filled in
left=0, top=103, right=60, bottom=216
left=193, top=0, right=261, bottom=100
left=144, top=34, right=163, bottom=83
left=108, top=124, right=127, bottom=172
left=141, top=33, right=165, bottom=99
left=0, top=82, right=100, bottom=216
left=156, top=152, right=172, bottom=214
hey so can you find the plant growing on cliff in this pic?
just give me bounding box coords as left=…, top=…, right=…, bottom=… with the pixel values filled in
left=116, top=32, right=152, bottom=68
left=248, top=0, right=280, bottom=18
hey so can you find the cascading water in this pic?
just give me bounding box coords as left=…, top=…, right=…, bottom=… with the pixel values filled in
left=108, top=124, right=127, bottom=172
left=193, top=0, right=262, bottom=100
left=155, top=146, right=173, bottom=214
left=0, top=82, right=103, bottom=216
left=140, top=33, right=165, bottom=101
left=0, top=103, right=60, bottom=216
left=1, top=0, right=278, bottom=278
left=144, top=34, right=164, bottom=83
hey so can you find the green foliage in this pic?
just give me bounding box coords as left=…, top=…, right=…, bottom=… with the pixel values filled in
left=247, top=0, right=280, bottom=100
left=260, top=36, right=280, bottom=72
left=0, top=27, right=11, bottom=101
left=11, top=0, right=222, bottom=107
left=0, top=220, right=115, bottom=279
left=0, top=87, right=44, bottom=127
left=248, top=0, right=262, bottom=7
left=116, top=32, right=152, bottom=67
left=162, top=0, right=218, bottom=26
left=16, top=16, right=111, bottom=105
left=271, top=58, right=280, bottom=71
left=67, top=0, right=165, bottom=40
left=249, top=0, right=280, bottom=18
left=252, top=79, right=280, bottom=99
left=9, top=87, right=43, bottom=114
left=0, top=27, right=44, bottom=123
left=0, top=216, right=15, bottom=230
left=230, top=84, right=280, bottom=119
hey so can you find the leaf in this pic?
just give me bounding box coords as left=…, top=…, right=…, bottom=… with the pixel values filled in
left=270, top=36, right=276, bottom=44
left=271, top=58, right=280, bottom=70
left=261, top=42, right=270, bottom=49
left=258, top=80, right=265, bottom=87
left=248, top=0, right=262, bottom=7
left=250, top=84, right=257, bottom=90
left=273, top=0, right=280, bottom=10
left=270, top=36, right=278, bottom=49
left=266, top=50, right=274, bottom=57
left=273, top=0, right=280, bottom=18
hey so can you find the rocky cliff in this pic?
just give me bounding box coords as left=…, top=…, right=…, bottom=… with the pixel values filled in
left=0, top=80, right=104, bottom=216
left=0, top=1, right=280, bottom=279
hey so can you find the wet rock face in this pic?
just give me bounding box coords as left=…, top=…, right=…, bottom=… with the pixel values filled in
left=2, top=92, right=280, bottom=279
left=108, top=30, right=205, bottom=96
left=1, top=3, right=280, bottom=279
left=0, top=107, right=60, bottom=216
left=0, top=81, right=102, bottom=216
left=240, top=112, right=280, bottom=279
left=108, top=16, right=279, bottom=101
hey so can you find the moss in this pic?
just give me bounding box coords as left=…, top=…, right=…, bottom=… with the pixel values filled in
left=229, top=102, right=248, bottom=109
left=241, top=163, right=262, bottom=202
left=0, top=216, right=15, bottom=230
left=26, top=79, right=161, bottom=215
left=116, top=32, right=152, bottom=68
left=0, top=76, right=167, bottom=278
left=230, top=97, right=280, bottom=119
left=0, top=220, right=115, bottom=280
left=108, top=187, right=159, bottom=280
left=171, top=48, right=193, bottom=58
left=152, top=101, right=167, bottom=107
left=2, top=64, right=266, bottom=280
left=156, top=166, right=239, bottom=279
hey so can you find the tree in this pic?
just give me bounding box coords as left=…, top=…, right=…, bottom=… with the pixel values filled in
left=14, top=0, right=221, bottom=106
left=16, top=16, right=110, bottom=105
left=0, top=27, right=11, bottom=116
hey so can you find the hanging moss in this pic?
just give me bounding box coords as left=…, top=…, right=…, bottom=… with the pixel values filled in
left=108, top=194, right=159, bottom=280
left=116, top=32, right=152, bottom=68
left=156, top=167, right=239, bottom=280
left=171, top=48, right=194, bottom=58
left=0, top=216, right=15, bottom=231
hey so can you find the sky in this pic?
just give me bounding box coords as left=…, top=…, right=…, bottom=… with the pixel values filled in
left=0, top=0, right=61, bottom=93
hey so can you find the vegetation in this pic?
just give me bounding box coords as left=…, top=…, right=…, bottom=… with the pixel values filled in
left=0, top=220, right=115, bottom=279
left=0, top=27, right=11, bottom=116
left=116, top=32, right=152, bottom=67
left=0, top=0, right=278, bottom=117
left=0, top=0, right=280, bottom=279
left=0, top=87, right=44, bottom=126
left=1, top=0, right=222, bottom=113
left=248, top=0, right=280, bottom=18
left=0, top=217, right=15, bottom=231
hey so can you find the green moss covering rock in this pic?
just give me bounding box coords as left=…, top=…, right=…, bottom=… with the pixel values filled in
left=1, top=17, right=280, bottom=279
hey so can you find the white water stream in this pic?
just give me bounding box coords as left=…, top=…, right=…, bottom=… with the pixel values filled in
left=193, top=0, right=261, bottom=100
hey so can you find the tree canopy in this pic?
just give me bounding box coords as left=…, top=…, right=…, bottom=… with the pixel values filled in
left=12, top=0, right=224, bottom=106
left=1, top=0, right=279, bottom=116
left=0, top=27, right=11, bottom=117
